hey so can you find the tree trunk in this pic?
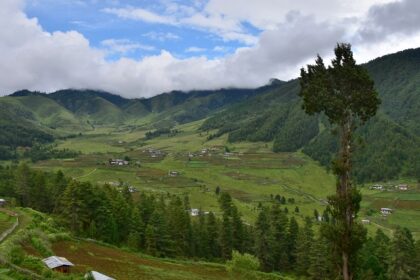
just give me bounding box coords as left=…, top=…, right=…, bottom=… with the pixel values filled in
left=339, top=114, right=353, bottom=280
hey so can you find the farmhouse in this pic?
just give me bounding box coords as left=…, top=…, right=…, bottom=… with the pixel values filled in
left=370, top=184, right=383, bottom=190
left=109, top=159, right=129, bottom=166
left=396, top=184, right=408, bottom=191
left=381, top=208, right=393, bottom=215
left=0, top=198, right=6, bottom=207
left=168, top=170, right=180, bottom=177
left=42, top=256, right=74, bottom=273
left=361, top=219, right=370, bottom=224
left=190, top=208, right=200, bottom=216
left=85, top=271, right=116, bottom=280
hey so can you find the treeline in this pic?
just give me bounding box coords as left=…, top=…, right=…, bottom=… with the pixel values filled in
left=0, top=124, right=54, bottom=160
left=303, top=116, right=420, bottom=182
left=145, top=128, right=179, bottom=140
left=23, top=144, right=80, bottom=163
left=0, top=164, right=419, bottom=279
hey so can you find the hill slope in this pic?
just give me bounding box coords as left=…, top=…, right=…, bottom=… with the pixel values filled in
left=201, top=47, right=420, bottom=182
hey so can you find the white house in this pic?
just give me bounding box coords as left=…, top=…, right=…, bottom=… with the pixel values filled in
left=370, top=184, right=383, bottom=190
left=190, top=208, right=200, bottom=216
left=42, top=256, right=74, bottom=273
left=168, top=171, right=179, bottom=177
left=381, top=208, right=393, bottom=215
left=396, top=184, right=408, bottom=191
left=361, top=219, right=370, bottom=224
left=0, top=198, right=6, bottom=207
left=85, top=271, right=116, bottom=280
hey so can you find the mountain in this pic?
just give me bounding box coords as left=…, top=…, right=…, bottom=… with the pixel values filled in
left=1, top=48, right=419, bottom=182
left=0, top=84, right=277, bottom=155
left=200, top=47, right=420, bottom=182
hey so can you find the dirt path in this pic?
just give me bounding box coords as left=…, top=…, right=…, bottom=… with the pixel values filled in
left=74, top=168, right=97, bottom=179
left=0, top=209, right=19, bottom=244
left=282, top=183, right=328, bottom=206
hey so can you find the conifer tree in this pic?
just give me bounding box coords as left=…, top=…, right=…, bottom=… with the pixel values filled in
left=388, top=227, right=417, bottom=280
left=255, top=208, right=272, bottom=272
left=287, top=216, right=299, bottom=266
left=296, top=217, right=314, bottom=276
left=231, top=206, right=244, bottom=253
left=270, top=204, right=289, bottom=271
left=300, top=43, right=379, bottom=280
left=15, top=163, right=31, bottom=206
left=308, top=236, right=333, bottom=280
left=220, top=213, right=233, bottom=260
left=206, top=211, right=220, bottom=259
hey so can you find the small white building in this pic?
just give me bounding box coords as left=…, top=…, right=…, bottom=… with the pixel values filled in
left=381, top=208, right=393, bottom=215
left=85, top=271, right=116, bottom=280
left=42, top=256, right=74, bottom=273
left=370, top=184, right=383, bottom=190
left=168, top=170, right=179, bottom=177
left=0, top=198, right=6, bottom=207
left=396, top=184, right=408, bottom=191
left=361, top=219, right=370, bottom=224
left=190, top=208, right=200, bottom=216
left=109, top=159, right=129, bottom=166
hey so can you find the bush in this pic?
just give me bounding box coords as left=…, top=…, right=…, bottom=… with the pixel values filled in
left=226, top=250, right=260, bottom=279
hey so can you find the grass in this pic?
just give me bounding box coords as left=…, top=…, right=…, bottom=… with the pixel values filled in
left=31, top=120, right=420, bottom=236
left=0, top=211, right=17, bottom=234
left=52, top=240, right=231, bottom=280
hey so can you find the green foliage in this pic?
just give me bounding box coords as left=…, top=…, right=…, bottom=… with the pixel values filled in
left=226, top=250, right=260, bottom=279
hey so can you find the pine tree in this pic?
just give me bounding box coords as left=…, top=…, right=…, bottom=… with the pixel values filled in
left=220, top=213, right=233, bottom=260
left=287, top=217, right=299, bottom=266
left=300, top=43, right=379, bottom=280
left=308, top=236, right=333, bottom=280
left=128, top=206, right=145, bottom=250
left=231, top=206, right=244, bottom=253
left=388, top=227, right=416, bottom=280
left=206, top=211, right=220, bottom=259
left=255, top=208, right=273, bottom=272
left=296, top=217, right=314, bottom=276
left=14, top=163, right=31, bottom=206
left=270, top=204, right=289, bottom=271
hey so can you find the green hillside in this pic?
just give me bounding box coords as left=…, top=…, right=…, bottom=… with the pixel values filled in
left=201, top=47, right=420, bottom=182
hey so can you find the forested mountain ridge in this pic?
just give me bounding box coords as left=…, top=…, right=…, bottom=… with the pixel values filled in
left=1, top=48, right=419, bottom=182
left=201, top=47, right=420, bottom=182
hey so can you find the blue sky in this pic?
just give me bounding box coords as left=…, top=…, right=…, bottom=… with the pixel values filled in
left=1, top=0, right=419, bottom=97
left=24, top=0, right=259, bottom=60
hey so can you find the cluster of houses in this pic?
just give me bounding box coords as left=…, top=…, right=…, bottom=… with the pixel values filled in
left=109, top=159, right=129, bottom=166
left=168, top=170, right=180, bottom=177
left=190, top=208, right=209, bottom=217
left=369, top=184, right=409, bottom=191
left=187, top=147, right=221, bottom=159
left=42, top=256, right=115, bottom=279
left=381, top=207, right=393, bottom=215
left=143, top=148, right=165, bottom=158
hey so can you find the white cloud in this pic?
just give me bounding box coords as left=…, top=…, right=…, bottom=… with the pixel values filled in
left=142, top=31, right=180, bottom=41
left=101, top=39, right=155, bottom=54
left=0, top=0, right=419, bottom=98
left=103, top=5, right=256, bottom=45
left=185, top=46, right=206, bottom=53
left=103, top=7, right=175, bottom=25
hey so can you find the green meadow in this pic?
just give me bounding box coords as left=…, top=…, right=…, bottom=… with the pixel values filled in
left=32, top=119, right=420, bottom=236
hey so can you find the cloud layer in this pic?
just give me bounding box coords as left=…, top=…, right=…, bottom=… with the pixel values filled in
left=0, top=0, right=420, bottom=98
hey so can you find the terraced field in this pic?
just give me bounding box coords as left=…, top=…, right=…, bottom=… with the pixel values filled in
left=31, top=120, right=419, bottom=236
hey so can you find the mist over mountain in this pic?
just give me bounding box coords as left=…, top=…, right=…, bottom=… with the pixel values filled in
left=1, top=47, right=419, bottom=182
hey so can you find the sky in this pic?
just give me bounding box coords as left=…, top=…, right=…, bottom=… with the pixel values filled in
left=1, top=0, right=420, bottom=98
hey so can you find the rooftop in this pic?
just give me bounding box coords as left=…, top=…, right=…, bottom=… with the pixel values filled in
left=42, top=256, right=74, bottom=269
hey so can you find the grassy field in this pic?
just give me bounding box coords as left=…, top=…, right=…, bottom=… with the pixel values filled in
left=0, top=211, right=16, bottom=234
left=0, top=209, right=290, bottom=280
left=32, top=119, right=420, bottom=236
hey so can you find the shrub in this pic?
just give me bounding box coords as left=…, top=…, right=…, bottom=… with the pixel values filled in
left=226, top=250, right=260, bottom=279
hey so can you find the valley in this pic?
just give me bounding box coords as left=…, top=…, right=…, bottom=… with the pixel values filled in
left=30, top=119, right=420, bottom=237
